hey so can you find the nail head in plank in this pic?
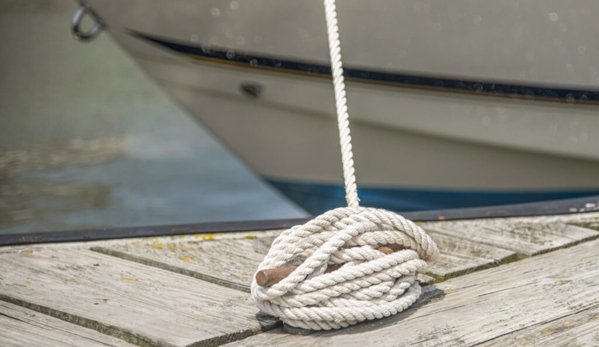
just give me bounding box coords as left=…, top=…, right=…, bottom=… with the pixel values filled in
left=222, top=238, right=599, bottom=347
left=0, top=248, right=261, bottom=347
left=0, top=301, right=137, bottom=347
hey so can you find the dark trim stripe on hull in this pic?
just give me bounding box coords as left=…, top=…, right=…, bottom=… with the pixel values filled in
left=269, top=179, right=599, bottom=215
left=131, top=31, right=599, bottom=103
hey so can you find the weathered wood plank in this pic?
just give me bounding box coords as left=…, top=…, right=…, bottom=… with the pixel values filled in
left=0, top=229, right=283, bottom=255
left=428, top=231, right=516, bottom=261
left=93, top=226, right=522, bottom=285
left=0, top=248, right=261, bottom=347
left=95, top=237, right=438, bottom=289
left=92, top=236, right=276, bottom=292
left=427, top=231, right=517, bottom=279
left=553, top=210, right=599, bottom=223
left=0, top=301, right=137, bottom=347
left=479, top=305, right=599, bottom=347
left=426, top=219, right=598, bottom=255
left=430, top=252, right=494, bottom=280
left=223, top=238, right=599, bottom=347
left=569, top=215, right=599, bottom=232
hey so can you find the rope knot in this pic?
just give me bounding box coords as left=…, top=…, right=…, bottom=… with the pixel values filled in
left=251, top=207, right=439, bottom=330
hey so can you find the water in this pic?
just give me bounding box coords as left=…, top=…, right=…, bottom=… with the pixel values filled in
left=0, top=1, right=308, bottom=234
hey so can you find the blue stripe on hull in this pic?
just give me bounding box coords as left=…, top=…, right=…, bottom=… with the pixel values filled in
left=268, top=179, right=599, bottom=215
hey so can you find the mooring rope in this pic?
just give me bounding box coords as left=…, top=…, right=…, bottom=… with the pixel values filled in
left=251, top=0, right=439, bottom=330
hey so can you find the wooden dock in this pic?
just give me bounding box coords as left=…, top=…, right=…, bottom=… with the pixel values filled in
left=1, top=212, right=599, bottom=346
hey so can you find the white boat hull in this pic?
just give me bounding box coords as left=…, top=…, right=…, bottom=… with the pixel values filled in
left=82, top=0, right=599, bottom=212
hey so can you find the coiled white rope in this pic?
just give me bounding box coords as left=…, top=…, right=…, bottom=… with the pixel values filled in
left=251, top=0, right=439, bottom=330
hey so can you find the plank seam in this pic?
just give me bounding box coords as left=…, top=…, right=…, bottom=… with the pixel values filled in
left=429, top=224, right=599, bottom=257
left=0, top=294, right=165, bottom=347
left=0, top=311, right=28, bottom=324
left=568, top=222, right=599, bottom=232
left=185, top=329, right=263, bottom=347
left=90, top=247, right=250, bottom=293
left=433, top=253, right=519, bottom=281
left=426, top=225, right=599, bottom=283
left=0, top=294, right=265, bottom=347
left=530, top=231, right=599, bottom=256
left=470, top=303, right=599, bottom=346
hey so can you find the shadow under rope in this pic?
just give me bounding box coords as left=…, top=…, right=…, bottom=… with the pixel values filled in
left=255, top=284, right=447, bottom=336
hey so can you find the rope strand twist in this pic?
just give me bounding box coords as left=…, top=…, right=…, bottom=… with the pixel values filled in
left=251, top=0, right=439, bottom=330
left=324, top=0, right=359, bottom=207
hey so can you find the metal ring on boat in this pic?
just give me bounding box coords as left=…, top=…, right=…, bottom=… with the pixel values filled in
left=71, top=3, right=104, bottom=42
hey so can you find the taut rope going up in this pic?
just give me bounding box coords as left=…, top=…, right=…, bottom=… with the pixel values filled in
left=251, top=0, right=439, bottom=330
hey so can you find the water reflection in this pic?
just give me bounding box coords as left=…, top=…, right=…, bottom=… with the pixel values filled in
left=0, top=1, right=307, bottom=234
left=0, top=138, right=122, bottom=231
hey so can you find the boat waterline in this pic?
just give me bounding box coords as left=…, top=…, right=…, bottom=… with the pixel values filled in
left=268, top=179, right=599, bottom=214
